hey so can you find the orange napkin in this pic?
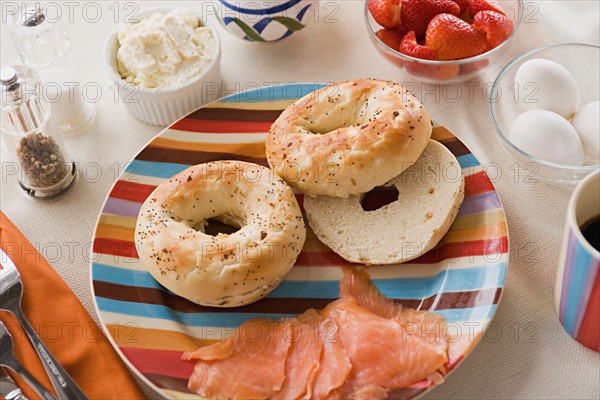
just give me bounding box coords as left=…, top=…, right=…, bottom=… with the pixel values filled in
left=0, top=211, right=145, bottom=400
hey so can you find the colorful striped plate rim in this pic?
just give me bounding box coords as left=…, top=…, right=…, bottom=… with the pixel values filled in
left=90, top=83, right=509, bottom=400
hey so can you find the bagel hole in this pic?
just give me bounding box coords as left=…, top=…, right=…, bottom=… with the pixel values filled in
left=200, top=215, right=242, bottom=236
left=306, top=117, right=365, bottom=135
left=303, top=95, right=380, bottom=135
left=361, top=186, right=400, bottom=212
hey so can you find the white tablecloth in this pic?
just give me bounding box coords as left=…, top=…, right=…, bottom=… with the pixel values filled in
left=1, top=1, right=599, bottom=399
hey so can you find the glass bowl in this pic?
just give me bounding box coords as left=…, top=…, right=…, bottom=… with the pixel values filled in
left=490, top=43, right=600, bottom=188
left=365, top=0, right=523, bottom=83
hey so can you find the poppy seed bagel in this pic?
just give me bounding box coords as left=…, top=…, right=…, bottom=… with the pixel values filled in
left=266, top=79, right=432, bottom=198
left=304, top=140, right=465, bottom=265
left=135, top=161, right=306, bottom=307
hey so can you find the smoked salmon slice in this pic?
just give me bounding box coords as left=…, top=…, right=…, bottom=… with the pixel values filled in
left=272, top=309, right=324, bottom=400
left=339, top=266, right=405, bottom=319
left=311, top=317, right=352, bottom=399
left=340, top=266, right=447, bottom=345
left=322, top=296, right=448, bottom=399
left=183, top=319, right=293, bottom=399
left=338, top=266, right=449, bottom=398
left=184, top=267, right=449, bottom=399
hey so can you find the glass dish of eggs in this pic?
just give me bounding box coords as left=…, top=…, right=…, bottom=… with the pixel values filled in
left=490, top=43, right=599, bottom=187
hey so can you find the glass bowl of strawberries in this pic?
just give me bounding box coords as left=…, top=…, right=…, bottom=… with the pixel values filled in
left=365, top=0, right=523, bottom=83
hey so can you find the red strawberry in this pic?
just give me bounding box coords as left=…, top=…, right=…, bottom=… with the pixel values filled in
left=425, top=13, right=488, bottom=60
left=399, top=31, right=437, bottom=59
left=473, top=10, right=514, bottom=49
left=455, top=0, right=506, bottom=21
left=399, top=31, right=459, bottom=80
left=399, top=0, right=460, bottom=37
left=373, top=29, right=406, bottom=68
left=453, top=0, right=470, bottom=14
left=468, top=0, right=506, bottom=16
left=376, top=29, right=404, bottom=50
left=368, top=0, right=402, bottom=29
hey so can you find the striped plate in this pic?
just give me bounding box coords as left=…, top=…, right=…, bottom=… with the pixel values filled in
left=91, top=84, right=509, bottom=399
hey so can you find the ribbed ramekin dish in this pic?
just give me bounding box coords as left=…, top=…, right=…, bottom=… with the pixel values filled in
left=104, top=7, right=222, bottom=126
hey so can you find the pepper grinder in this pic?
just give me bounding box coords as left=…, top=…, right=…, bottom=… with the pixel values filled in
left=8, top=1, right=95, bottom=135
left=1, top=65, right=77, bottom=199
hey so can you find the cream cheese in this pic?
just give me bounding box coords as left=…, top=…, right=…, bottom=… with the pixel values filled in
left=117, top=9, right=216, bottom=90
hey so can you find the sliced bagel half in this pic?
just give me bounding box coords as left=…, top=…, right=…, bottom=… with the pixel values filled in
left=304, top=140, right=465, bottom=265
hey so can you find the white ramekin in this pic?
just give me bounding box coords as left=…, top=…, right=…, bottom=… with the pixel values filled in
left=104, top=8, right=222, bottom=126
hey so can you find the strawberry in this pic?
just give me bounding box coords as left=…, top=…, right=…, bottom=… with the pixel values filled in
left=473, top=10, right=514, bottom=49
left=455, top=0, right=506, bottom=22
left=399, top=31, right=438, bottom=59
left=374, top=29, right=406, bottom=68
left=399, top=0, right=460, bottom=37
left=453, top=0, right=470, bottom=14
left=425, top=13, right=488, bottom=60
left=468, top=0, right=506, bottom=16
left=399, top=31, right=460, bottom=80
left=368, top=0, right=402, bottom=29
left=376, top=29, right=404, bottom=50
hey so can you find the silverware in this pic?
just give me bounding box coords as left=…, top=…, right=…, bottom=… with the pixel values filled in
left=0, top=366, right=30, bottom=400
left=0, top=322, right=55, bottom=400
left=0, top=249, right=88, bottom=400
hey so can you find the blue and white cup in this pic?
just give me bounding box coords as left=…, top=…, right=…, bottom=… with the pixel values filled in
left=215, top=0, right=320, bottom=42
left=555, top=169, right=600, bottom=352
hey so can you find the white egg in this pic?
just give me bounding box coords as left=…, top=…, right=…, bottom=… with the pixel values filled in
left=571, top=101, right=600, bottom=160
left=514, top=59, right=580, bottom=119
left=510, top=109, right=585, bottom=165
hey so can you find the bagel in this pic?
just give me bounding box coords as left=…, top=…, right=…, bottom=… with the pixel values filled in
left=266, top=79, right=432, bottom=198
left=304, top=140, right=465, bottom=265
left=135, top=161, right=306, bottom=307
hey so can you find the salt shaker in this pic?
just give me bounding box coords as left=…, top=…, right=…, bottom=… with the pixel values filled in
left=1, top=65, right=77, bottom=199
left=7, top=1, right=95, bottom=135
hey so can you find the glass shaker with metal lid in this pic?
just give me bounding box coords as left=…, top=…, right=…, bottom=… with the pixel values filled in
left=7, top=1, right=95, bottom=135
left=1, top=65, right=77, bottom=199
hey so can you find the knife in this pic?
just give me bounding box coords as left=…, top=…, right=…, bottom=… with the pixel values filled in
left=0, top=367, right=29, bottom=400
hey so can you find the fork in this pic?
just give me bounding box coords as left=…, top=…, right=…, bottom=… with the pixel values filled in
left=0, top=249, right=88, bottom=400
left=0, top=321, right=57, bottom=400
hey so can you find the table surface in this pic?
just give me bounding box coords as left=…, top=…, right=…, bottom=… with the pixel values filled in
left=1, top=1, right=599, bottom=399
